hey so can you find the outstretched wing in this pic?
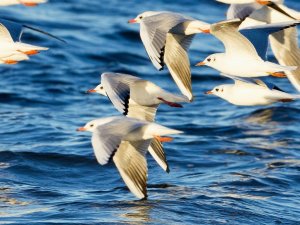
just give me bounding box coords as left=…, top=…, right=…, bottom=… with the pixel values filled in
left=240, top=21, right=300, bottom=60
left=113, top=140, right=150, bottom=199
left=91, top=117, right=146, bottom=165
left=164, top=33, right=195, bottom=101
left=140, top=12, right=188, bottom=71
left=210, top=19, right=260, bottom=59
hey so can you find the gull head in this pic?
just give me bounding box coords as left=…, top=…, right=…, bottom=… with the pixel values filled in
left=196, top=53, right=224, bottom=70
left=205, top=84, right=229, bottom=98
left=87, top=84, right=107, bottom=96
left=128, top=11, right=161, bottom=23
left=77, top=117, right=117, bottom=132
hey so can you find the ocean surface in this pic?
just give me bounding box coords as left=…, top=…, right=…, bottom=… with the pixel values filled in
left=0, top=0, right=300, bottom=224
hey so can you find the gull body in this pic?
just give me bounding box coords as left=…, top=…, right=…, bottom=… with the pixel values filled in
left=129, top=11, right=209, bottom=101
left=207, top=75, right=297, bottom=106
left=88, top=72, right=189, bottom=172
left=77, top=116, right=182, bottom=199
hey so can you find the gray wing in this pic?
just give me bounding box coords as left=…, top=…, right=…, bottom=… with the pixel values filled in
left=113, top=140, right=150, bottom=199
left=101, top=72, right=142, bottom=115
left=140, top=12, right=189, bottom=70
left=164, top=33, right=195, bottom=101
left=269, top=27, right=300, bottom=92
left=91, top=117, right=146, bottom=165
left=148, top=138, right=169, bottom=173
left=210, top=19, right=260, bottom=59
left=227, top=3, right=259, bottom=20
left=240, top=21, right=300, bottom=60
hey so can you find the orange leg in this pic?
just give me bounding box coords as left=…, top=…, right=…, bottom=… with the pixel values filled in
left=20, top=1, right=38, bottom=6
left=23, top=50, right=39, bottom=56
left=154, top=135, right=174, bottom=143
left=4, top=60, right=18, bottom=65
left=267, top=72, right=287, bottom=78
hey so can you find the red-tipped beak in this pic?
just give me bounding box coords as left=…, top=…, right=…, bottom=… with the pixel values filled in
left=86, top=89, right=96, bottom=93
left=205, top=91, right=213, bottom=95
left=76, top=127, right=86, bottom=131
left=128, top=19, right=137, bottom=23
left=196, top=61, right=206, bottom=66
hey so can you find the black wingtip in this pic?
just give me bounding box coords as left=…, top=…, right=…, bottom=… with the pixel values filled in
left=23, top=24, right=67, bottom=44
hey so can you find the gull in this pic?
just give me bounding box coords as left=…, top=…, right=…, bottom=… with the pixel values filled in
left=87, top=72, right=189, bottom=172
left=196, top=19, right=298, bottom=78
left=0, top=0, right=47, bottom=7
left=217, top=0, right=300, bottom=91
left=0, top=23, right=48, bottom=64
left=77, top=116, right=182, bottom=199
left=128, top=11, right=209, bottom=101
left=206, top=74, right=299, bottom=106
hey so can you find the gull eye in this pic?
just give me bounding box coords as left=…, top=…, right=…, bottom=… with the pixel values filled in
left=139, top=16, right=143, bottom=19
left=90, top=124, right=94, bottom=127
left=100, top=86, right=103, bottom=90
left=207, top=58, right=211, bottom=62
left=216, top=88, right=219, bottom=92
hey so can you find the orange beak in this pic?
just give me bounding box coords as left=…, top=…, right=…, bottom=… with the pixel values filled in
left=76, top=127, right=86, bottom=131
left=128, top=19, right=137, bottom=24
left=196, top=61, right=206, bottom=66
left=86, top=89, right=96, bottom=93
left=205, top=91, right=213, bottom=95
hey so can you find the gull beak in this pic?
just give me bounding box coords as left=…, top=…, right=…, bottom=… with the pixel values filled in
left=76, top=127, right=86, bottom=132
left=86, top=89, right=96, bottom=93
left=128, top=19, right=137, bottom=24
left=205, top=90, right=213, bottom=95
left=196, top=61, right=206, bottom=66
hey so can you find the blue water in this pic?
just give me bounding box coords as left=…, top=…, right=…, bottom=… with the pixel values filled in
left=0, top=0, right=300, bottom=224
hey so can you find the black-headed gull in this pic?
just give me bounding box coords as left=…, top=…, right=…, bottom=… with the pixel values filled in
left=128, top=11, right=209, bottom=101
left=87, top=72, right=189, bottom=173
left=77, top=116, right=182, bottom=199
left=0, top=0, right=47, bottom=7
left=196, top=19, right=298, bottom=78
left=206, top=74, right=299, bottom=106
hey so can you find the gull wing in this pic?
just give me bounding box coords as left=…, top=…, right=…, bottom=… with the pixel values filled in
left=0, top=23, right=14, bottom=42
left=140, top=12, right=188, bottom=71
left=210, top=19, right=260, bottom=60
left=148, top=138, right=169, bottom=173
left=113, top=140, right=150, bottom=199
left=226, top=3, right=259, bottom=20
left=164, top=33, right=195, bottom=100
left=240, top=21, right=300, bottom=60
left=101, top=72, right=142, bottom=115
left=0, top=18, right=65, bottom=43
left=91, top=117, right=147, bottom=165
